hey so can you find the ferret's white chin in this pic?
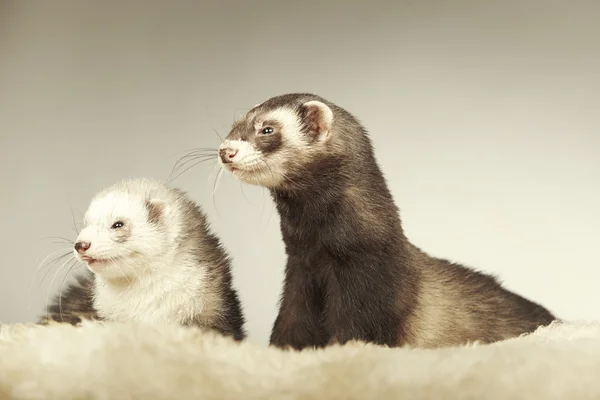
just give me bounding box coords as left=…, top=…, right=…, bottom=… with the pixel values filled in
left=229, top=166, right=281, bottom=188
left=85, top=259, right=135, bottom=281
left=85, top=259, right=109, bottom=272
left=231, top=168, right=256, bottom=182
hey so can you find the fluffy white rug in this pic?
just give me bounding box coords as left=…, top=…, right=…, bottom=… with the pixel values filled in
left=1, top=320, right=599, bottom=400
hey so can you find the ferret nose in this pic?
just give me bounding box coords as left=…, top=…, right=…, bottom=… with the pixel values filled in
left=219, top=148, right=238, bottom=164
left=74, top=241, right=91, bottom=254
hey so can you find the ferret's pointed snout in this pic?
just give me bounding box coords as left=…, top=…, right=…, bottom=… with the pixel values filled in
left=74, top=241, right=91, bottom=254
left=219, top=148, right=238, bottom=164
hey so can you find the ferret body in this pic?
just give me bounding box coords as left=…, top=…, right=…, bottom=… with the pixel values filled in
left=40, top=178, right=246, bottom=340
left=218, top=93, right=556, bottom=349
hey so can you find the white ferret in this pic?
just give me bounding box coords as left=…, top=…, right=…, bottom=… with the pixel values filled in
left=40, top=178, right=246, bottom=340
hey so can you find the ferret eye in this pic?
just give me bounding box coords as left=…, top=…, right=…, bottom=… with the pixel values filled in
left=111, top=221, right=124, bottom=229
left=260, top=127, right=274, bottom=135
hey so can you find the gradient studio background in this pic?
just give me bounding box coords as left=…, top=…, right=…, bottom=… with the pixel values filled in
left=1, top=1, right=599, bottom=345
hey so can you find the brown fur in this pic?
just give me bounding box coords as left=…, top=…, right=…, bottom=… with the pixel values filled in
left=172, top=187, right=247, bottom=340
left=220, top=93, right=557, bottom=350
left=38, top=272, right=101, bottom=326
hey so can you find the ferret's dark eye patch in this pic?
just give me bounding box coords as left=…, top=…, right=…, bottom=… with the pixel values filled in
left=111, top=221, right=125, bottom=229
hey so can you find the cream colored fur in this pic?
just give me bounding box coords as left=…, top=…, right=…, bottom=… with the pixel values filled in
left=76, top=178, right=210, bottom=325
left=1, top=320, right=600, bottom=399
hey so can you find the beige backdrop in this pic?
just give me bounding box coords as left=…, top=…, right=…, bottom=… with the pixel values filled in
left=1, top=0, right=599, bottom=344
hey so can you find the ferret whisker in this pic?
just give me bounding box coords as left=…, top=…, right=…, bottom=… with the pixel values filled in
left=253, top=167, right=269, bottom=226
left=212, top=167, right=223, bottom=196
left=207, top=161, right=217, bottom=184
left=33, top=246, right=67, bottom=267
left=255, top=159, right=279, bottom=229
left=204, top=102, right=222, bottom=140
left=58, top=259, right=79, bottom=322
left=176, top=149, right=218, bottom=161
left=40, top=250, right=73, bottom=273
left=32, top=251, right=71, bottom=287
left=169, top=152, right=217, bottom=181
left=210, top=164, right=223, bottom=219
left=231, top=97, right=244, bottom=123
left=44, top=256, right=76, bottom=321
left=239, top=181, right=252, bottom=206
left=263, top=181, right=276, bottom=226
left=37, top=252, right=74, bottom=290
left=44, top=256, right=76, bottom=319
left=170, top=148, right=218, bottom=176
left=41, top=236, right=74, bottom=244
left=259, top=184, right=266, bottom=223
left=69, top=202, right=80, bottom=235
left=212, top=129, right=224, bottom=142
left=118, top=253, right=142, bottom=283
left=30, top=249, right=73, bottom=293
left=167, top=147, right=218, bottom=158
left=258, top=185, right=274, bottom=232
left=282, top=159, right=313, bottom=193
left=167, top=157, right=209, bottom=182
left=168, top=157, right=216, bottom=184
left=265, top=194, right=275, bottom=230
left=232, top=108, right=251, bottom=123
left=172, top=147, right=216, bottom=158
left=113, top=261, right=132, bottom=284
left=230, top=90, right=260, bottom=122
left=51, top=240, right=70, bottom=245
left=170, top=154, right=216, bottom=178
left=46, top=255, right=75, bottom=289
left=177, top=152, right=217, bottom=164
left=258, top=158, right=281, bottom=185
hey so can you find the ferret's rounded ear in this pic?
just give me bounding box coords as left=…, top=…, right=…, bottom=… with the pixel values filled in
left=145, top=199, right=169, bottom=224
left=300, top=100, right=334, bottom=141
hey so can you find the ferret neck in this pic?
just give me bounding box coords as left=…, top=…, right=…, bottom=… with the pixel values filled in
left=269, top=155, right=403, bottom=238
left=94, top=249, right=184, bottom=288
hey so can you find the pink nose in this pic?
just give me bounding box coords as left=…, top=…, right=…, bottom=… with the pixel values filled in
left=219, top=148, right=238, bottom=164
left=74, top=241, right=91, bottom=254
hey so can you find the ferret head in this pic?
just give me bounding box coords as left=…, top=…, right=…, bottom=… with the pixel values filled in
left=73, top=179, right=175, bottom=281
left=218, top=93, right=342, bottom=189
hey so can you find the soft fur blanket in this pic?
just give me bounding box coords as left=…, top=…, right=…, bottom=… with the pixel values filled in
left=0, top=321, right=599, bottom=400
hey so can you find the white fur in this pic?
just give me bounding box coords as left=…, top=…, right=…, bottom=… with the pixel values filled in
left=257, top=108, right=309, bottom=187
left=75, top=178, right=208, bottom=325
left=218, top=137, right=287, bottom=187
left=218, top=139, right=261, bottom=167
left=93, top=252, right=207, bottom=325
left=1, top=320, right=600, bottom=399
left=76, top=193, right=161, bottom=280
left=263, top=107, right=307, bottom=149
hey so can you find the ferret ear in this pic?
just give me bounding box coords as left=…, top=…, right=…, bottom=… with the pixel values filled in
left=145, top=199, right=168, bottom=225
left=300, top=100, right=334, bottom=141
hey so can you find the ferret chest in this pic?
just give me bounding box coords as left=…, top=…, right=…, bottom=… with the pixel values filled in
left=93, top=269, right=205, bottom=324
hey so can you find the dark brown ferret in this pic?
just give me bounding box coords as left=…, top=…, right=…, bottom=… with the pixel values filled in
left=217, top=93, right=557, bottom=350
